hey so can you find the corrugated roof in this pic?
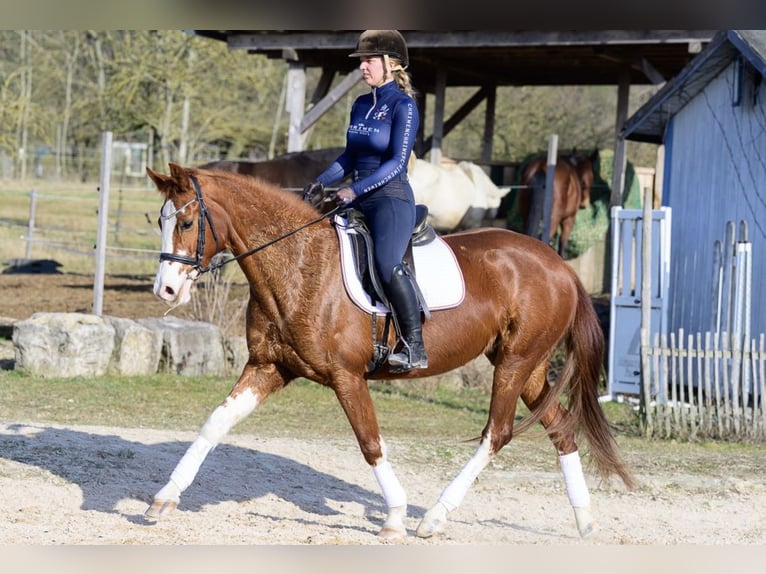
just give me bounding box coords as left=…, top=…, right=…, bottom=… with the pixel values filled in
left=623, top=30, right=766, bottom=144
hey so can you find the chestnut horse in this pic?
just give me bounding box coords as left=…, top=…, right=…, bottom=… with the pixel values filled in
left=518, top=153, right=593, bottom=259
left=144, top=164, right=635, bottom=540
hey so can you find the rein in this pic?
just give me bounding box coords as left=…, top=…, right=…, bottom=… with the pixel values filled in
left=159, top=174, right=341, bottom=277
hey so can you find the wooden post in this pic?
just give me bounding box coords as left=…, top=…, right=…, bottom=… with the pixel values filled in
left=640, top=185, right=653, bottom=433
left=430, top=69, right=446, bottom=165
left=610, top=69, right=630, bottom=208
left=286, top=61, right=306, bottom=152
left=481, top=85, right=496, bottom=163
left=93, top=131, right=112, bottom=317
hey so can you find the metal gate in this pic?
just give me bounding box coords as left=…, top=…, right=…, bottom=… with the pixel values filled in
left=607, top=206, right=672, bottom=397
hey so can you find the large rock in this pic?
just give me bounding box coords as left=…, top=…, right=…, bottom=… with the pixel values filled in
left=224, top=335, right=249, bottom=375
left=105, top=317, right=164, bottom=376
left=13, top=312, right=115, bottom=377
left=138, top=317, right=225, bottom=376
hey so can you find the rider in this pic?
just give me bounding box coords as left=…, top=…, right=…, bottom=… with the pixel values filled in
left=305, top=30, right=426, bottom=372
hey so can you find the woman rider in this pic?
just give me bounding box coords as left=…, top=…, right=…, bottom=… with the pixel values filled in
left=306, top=30, right=426, bottom=372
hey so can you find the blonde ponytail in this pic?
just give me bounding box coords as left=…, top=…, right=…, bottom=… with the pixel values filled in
left=384, top=56, right=416, bottom=99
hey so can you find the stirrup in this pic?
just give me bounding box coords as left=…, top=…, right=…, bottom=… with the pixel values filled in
left=388, top=341, right=428, bottom=372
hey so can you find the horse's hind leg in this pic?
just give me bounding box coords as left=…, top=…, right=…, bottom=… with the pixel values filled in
left=521, top=378, right=597, bottom=538
left=145, top=363, right=286, bottom=520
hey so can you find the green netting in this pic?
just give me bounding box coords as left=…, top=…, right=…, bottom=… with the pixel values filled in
left=505, top=149, right=643, bottom=258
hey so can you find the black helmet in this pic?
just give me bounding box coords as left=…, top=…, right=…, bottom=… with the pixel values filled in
left=349, top=30, right=408, bottom=68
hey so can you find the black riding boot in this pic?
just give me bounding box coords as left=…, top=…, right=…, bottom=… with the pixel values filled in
left=386, top=264, right=428, bottom=372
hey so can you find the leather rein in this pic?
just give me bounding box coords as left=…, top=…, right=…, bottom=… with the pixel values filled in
left=159, top=174, right=341, bottom=277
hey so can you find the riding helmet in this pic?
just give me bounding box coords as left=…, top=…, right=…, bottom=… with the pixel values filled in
left=349, top=30, right=409, bottom=67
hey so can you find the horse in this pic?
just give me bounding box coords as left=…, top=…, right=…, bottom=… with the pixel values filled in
left=200, top=147, right=345, bottom=192
left=408, top=157, right=511, bottom=232
left=518, top=155, right=586, bottom=259
left=144, top=163, right=636, bottom=540
left=567, top=149, right=598, bottom=209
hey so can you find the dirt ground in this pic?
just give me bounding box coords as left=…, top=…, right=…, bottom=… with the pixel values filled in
left=0, top=272, right=197, bottom=323
left=1, top=272, right=766, bottom=546
left=0, top=420, right=765, bottom=546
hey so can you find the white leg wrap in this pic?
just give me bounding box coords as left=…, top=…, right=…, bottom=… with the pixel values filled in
left=165, top=389, right=259, bottom=495
left=373, top=460, right=407, bottom=509
left=439, top=437, right=492, bottom=511
left=169, top=435, right=213, bottom=492
left=154, top=479, right=181, bottom=502
left=559, top=450, right=591, bottom=508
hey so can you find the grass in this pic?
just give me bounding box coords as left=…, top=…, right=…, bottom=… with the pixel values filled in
left=0, top=178, right=160, bottom=276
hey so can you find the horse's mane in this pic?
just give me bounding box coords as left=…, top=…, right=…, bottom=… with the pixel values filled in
left=194, top=167, right=323, bottom=222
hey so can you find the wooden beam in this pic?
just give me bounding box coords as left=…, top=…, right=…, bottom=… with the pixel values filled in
left=422, top=86, right=489, bottom=154
left=299, top=68, right=362, bottom=133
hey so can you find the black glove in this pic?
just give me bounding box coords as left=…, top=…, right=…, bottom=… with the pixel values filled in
left=301, top=182, right=324, bottom=207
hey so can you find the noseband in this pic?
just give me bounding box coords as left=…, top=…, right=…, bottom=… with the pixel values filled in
left=159, top=174, right=221, bottom=274
left=158, top=174, right=341, bottom=278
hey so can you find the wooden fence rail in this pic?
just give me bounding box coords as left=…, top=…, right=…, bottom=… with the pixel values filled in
left=641, top=329, right=766, bottom=440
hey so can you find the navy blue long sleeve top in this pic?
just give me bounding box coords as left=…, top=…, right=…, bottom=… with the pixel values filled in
left=315, top=81, right=419, bottom=200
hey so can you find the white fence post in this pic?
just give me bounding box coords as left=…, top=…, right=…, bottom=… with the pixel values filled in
left=541, top=134, right=558, bottom=243
left=25, top=189, right=37, bottom=260
left=93, top=131, right=112, bottom=317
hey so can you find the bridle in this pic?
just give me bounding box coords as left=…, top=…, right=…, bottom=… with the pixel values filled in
left=158, top=174, right=341, bottom=278
left=159, top=175, right=221, bottom=275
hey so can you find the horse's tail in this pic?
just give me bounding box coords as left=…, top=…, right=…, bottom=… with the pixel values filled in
left=509, top=276, right=636, bottom=490
left=564, top=279, right=637, bottom=490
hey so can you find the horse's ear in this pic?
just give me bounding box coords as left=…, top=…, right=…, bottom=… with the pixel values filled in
left=168, top=163, right=186, bottom=179
left=146, top=166, right=170, bottom=190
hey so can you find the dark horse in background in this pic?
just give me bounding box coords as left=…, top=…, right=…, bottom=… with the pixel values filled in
left=200, top=147, right=344, bottom=192
left=518, top=150, right=596, bottom=259
left=144, top=163, right=634, bottom=540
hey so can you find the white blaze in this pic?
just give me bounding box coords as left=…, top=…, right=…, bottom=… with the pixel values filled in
left=154, top=199, right=194, bottom=304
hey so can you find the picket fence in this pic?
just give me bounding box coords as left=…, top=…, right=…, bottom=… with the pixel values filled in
left=641, top=329, right=766, bottom=440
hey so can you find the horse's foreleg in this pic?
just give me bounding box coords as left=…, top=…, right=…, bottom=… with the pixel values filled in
left=372, top=438, right=408, bottom=539
left=333, top=380, right=407, bottom=539
left=558, top=216, right=575, bottom=259
left=145, top=364, right=282, bottom=521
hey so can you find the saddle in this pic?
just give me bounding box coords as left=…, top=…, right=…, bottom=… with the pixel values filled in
left=335, top=204, right=435, bottom=372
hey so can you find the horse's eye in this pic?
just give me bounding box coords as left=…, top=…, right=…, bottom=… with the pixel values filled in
left=179, top=219, right=194, bottom=232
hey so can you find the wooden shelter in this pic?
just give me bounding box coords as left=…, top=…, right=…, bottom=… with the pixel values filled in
left=194, top=30, right=715, bottom=203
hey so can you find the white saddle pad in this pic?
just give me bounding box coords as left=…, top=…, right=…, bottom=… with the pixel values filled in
left=334, top=214, right=465, bottom=315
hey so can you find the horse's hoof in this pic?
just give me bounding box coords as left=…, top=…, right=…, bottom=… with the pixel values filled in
left=144, top=499, right=177, bottom=521
left=378, top=505, right=407, bottom=540
left=578, top=521, right=599, bottom=538
left=416, top=501, right=449, bottom=538
left=378, top=525, right=407, bottom=540
left=573, top=506, right=599, bottom=538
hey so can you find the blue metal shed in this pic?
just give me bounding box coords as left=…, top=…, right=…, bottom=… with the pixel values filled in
left=623, top=30, right=766, bottom=340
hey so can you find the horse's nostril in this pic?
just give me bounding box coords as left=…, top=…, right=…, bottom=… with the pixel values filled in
left=164, top=286, right=176, bottom=296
